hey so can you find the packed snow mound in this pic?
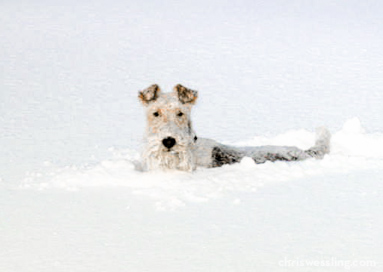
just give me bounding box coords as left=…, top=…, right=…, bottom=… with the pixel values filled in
left=20, top=118, right=383, bottom=209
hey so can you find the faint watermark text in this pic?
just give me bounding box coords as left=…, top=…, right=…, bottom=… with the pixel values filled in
left=279, top=257, right=377, bottom=270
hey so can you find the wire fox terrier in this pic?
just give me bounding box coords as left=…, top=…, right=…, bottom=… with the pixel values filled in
left=138, top=84, right=331, bottom=172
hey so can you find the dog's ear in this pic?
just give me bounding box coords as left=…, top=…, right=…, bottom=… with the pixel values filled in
left=173, top=84, right=198, bottom=104
left=138, top=84, right=161, bottom=106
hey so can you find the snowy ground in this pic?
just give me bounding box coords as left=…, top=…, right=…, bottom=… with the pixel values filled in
left=1, top=0, right=383, bottom=271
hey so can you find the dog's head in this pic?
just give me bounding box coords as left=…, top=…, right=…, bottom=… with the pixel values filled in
left=138, top=84, right=198, bottom=171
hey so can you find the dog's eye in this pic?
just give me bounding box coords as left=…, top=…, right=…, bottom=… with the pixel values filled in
left=153, top=111, right=160, bottom=117
left=177, top=112, right=184, bottom=117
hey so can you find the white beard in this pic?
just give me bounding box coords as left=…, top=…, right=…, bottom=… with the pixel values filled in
left=142, top=143, right=196, bottom=172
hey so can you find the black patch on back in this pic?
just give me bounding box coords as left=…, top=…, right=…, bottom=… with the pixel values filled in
left=265, top=153, right=298, bottom=162
left=252, top=152, right=299, bottom=164
left=211, top=146, right=243, bottom=167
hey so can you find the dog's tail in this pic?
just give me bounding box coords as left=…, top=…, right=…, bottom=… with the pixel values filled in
left=305, top=127, right=331, bottom=159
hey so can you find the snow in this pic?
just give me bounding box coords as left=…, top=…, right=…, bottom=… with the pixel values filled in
left=16, top=119, right=383, bottom=211
left=1, top=0, right=383, bottom=271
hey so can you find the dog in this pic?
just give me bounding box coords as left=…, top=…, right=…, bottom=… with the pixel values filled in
left=138, top=84, right=331, bottom=171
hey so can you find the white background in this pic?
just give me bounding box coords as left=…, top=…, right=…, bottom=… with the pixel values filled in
left=1, top=0, right=382, bottom=271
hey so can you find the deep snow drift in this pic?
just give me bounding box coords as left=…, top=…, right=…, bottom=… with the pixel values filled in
left=1, top=119, right=381, bottom=271
left=1, top=0, right=383, bottom=271
left=18, top=118, right=383, bottom=210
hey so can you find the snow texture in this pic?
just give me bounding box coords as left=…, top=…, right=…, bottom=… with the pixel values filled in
left=1, top=0, right=383, bottom=271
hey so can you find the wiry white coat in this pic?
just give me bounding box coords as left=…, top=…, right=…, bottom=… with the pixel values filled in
left=138, top=84, right=331, bottom=172
left=140, top=86, right=198, bottom=171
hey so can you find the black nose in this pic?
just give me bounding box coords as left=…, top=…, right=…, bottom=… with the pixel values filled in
left=162, top=137, right=176, bottom=149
